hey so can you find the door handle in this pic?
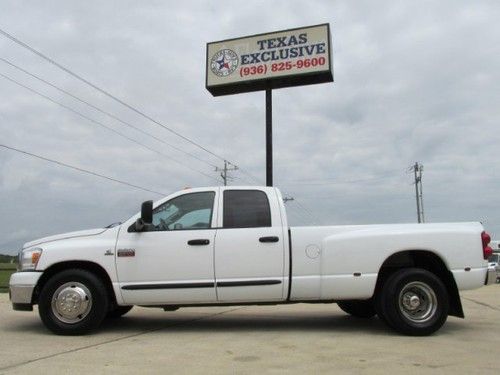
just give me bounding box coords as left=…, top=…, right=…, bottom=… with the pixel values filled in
left=117, top=248, right=135, bottom=257
left=187, top=239, right=210, bottom=246
left=259, top=236, right=279, bottom=243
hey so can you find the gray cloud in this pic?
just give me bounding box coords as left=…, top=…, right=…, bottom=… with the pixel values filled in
left=1, top=0, right=499, bottom=254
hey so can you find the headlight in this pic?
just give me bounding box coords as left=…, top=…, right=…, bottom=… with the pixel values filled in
left=19, top=248, right=43, bottom=271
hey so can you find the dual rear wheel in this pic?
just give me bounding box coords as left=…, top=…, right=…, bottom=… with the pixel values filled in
left=338, top=268, right=449, bottom=336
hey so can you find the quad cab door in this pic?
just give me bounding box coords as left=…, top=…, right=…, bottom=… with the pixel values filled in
left=116, top=188, right=219, bottom=305
left=214, top=188, right=287, bottom=302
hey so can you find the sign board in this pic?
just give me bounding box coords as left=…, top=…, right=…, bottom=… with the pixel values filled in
left=206, top=24, right=333, bottom=96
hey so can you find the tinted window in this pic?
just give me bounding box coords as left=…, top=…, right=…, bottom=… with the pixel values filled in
left=223, top=190, right=271, bottom=228
left=152, top=192, right=215, bottom=231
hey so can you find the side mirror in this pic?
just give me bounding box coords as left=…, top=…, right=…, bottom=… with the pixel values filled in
left=132, top=200, right=153, bottom=232
left=141, top=200, right=153, bottom=224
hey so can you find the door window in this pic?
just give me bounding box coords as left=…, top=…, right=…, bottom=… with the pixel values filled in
left=152, top=192, right=215, bottom=231
left=223, top=190, right=271, bottom=228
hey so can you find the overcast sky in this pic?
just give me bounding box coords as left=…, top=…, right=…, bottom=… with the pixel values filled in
left=1, top=1, right=499, bottom=254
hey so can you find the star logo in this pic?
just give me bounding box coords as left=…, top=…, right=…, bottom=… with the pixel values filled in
left=210, top=49, right=239, bottom=77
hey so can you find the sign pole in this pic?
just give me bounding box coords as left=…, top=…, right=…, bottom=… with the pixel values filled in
left=206, top=24, right=333, bottom=187
left=266, top=88, right=273, bottom=187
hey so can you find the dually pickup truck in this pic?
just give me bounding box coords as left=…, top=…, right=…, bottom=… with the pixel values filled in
left=10, top=186, right=495, bottom=336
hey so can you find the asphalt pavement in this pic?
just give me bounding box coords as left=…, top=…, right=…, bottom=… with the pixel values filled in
left=0, top=286, right=499, bottom=374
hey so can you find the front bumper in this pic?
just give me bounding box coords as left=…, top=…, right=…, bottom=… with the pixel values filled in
left=485, top=268, right=497, bottom=285
left=9, top=271, right=42, bottom=310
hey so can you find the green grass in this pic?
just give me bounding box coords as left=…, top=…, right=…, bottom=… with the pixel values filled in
left=0, top=263, right=17, bottom=270
left=0, top=263, right=16, bottom=293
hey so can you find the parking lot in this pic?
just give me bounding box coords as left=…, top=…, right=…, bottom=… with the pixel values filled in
left=0, top=286, right=499, bottom=374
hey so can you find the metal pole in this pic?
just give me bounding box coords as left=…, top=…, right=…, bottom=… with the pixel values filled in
left=419, top=165, right=425, bottom=223
left=266, top=88, right=273, bottom=187
left=414, top=162, right=421, bottom=223
left=222, top=160, right=227, bottom=186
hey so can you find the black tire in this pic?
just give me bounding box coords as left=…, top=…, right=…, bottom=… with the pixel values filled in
left=337, top=299, right=376, bottom=318
left=378, top=268, right=449, bottom=336
left=374, top=279, right=393, bottom=327
left=38, top=269, right=109, bottom=335
left=107, top=305, right=133, bottom=319
left=374, top=294, right=391, bottom=327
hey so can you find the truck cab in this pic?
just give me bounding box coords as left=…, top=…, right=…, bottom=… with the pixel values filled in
left=116, top=186, right=288, bottom=305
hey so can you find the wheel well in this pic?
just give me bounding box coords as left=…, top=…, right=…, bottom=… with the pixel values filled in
left=33, top=261, right=116, bottom=307
left=374, top=250, right=464, bottom=318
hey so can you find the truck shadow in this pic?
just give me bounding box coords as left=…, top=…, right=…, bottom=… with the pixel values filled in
left=98, top=314, right=387, bottom=335
left=99, top=311, right=468, bottom=337
left=4, top=310, right=468, bottom=337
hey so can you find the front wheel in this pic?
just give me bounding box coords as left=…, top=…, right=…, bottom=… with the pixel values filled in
left=38, top=269, right=109, bottom=335
left=378, top=268, right=449, bottom=336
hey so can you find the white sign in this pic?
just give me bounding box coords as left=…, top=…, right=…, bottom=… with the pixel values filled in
left=206, top=24, right=333, bottom=96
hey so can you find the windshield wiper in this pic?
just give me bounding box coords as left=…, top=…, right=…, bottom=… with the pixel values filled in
left=105, top=222, right=122, bottom=228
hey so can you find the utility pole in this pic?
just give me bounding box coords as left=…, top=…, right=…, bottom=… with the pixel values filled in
left=283, top=196, right=295, bottom=203
left=215, top=160, right=238, bottom=186
left=413, top=162, right=425, bottom=223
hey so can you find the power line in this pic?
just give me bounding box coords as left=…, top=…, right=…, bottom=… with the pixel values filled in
left=0, top=67, right=314, bottom=222
left=0, top=57, right=216, bottom=169
left=0, top=143, right=166, bottom=196
left=0, top=28, right=286, bottom=192
left=0, top=64, right=284, bottom=197
left=212, top=166, right=314, bottom=222
left=292, top=199, right=318, bottom=223
left=238, top=168, right=263, bottom=185
left=280, top=174, right=401, bottom=186
left=235, top=168, right=316, bottom=222
left=0, top=140, right=317, bottom=224
left=0, top=72, right=220, bottom=183
left=0, top=27, right=228, bottom=163
left=0, top=28, right=316, bottom=221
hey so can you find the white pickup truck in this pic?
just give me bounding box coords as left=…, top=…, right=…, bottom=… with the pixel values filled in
left=9, top=186, right=495, bottom=336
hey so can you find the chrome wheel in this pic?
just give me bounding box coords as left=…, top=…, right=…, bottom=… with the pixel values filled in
left=398, top=281, right=437, bottom=323
left=51, top=282, right=93, bottom=324
left=379, top=268, right=449, bottom=335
